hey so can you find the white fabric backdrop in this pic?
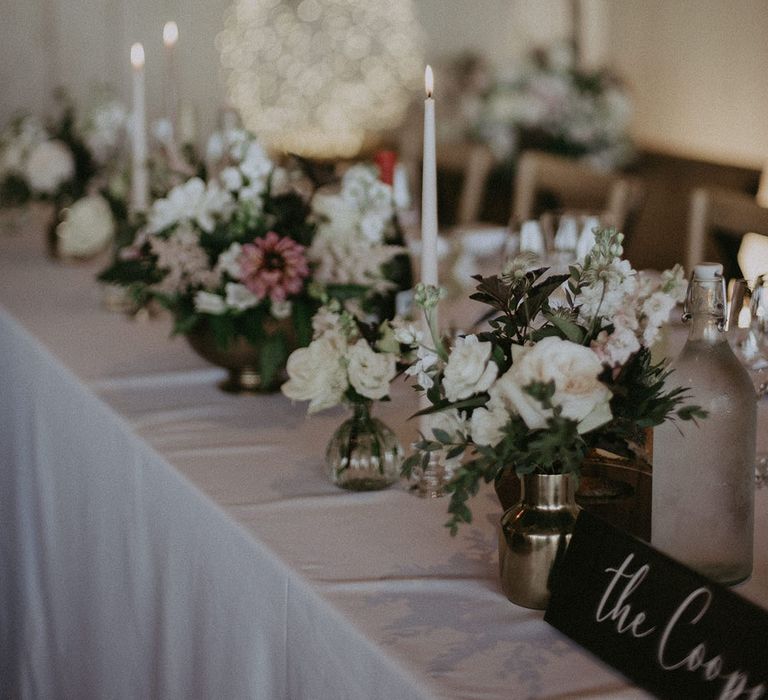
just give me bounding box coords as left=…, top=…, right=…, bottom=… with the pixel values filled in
left=1, top=231, right=765, bottom=699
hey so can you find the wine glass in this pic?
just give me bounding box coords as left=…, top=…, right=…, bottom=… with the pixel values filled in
left=727, top=277, right=768, bottom=486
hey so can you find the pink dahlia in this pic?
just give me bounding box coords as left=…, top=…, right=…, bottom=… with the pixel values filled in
left=238, top=231, right=310, bottom=303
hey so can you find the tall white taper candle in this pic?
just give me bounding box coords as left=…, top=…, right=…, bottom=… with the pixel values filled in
left=130, top=43, right=149, bottom=213
left=162, top=22, right=179, bottom=137
left=420, top=65, right=439, bottom=437
left=421, top=65, right=438, bottom=289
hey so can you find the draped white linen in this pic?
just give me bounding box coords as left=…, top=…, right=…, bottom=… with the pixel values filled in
left=1, top=233, right=765, bottom=699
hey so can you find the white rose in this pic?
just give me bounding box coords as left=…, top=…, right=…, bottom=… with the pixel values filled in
left=24, top=140, right=75, bottom=194
left=504, top=336, right=612, bottom=434
left=225, top=282, right=259, bottom=311
left=282, top=337, right=348, bottom=413
left=469, top=405, right=508, bottom=447
left=442, top=335, right=498, bottom=402
left=347, top=339, right=396, bottom=401
left=56, top=194, right=115, bottom=258
left=194, top=291, right=227, bottom=315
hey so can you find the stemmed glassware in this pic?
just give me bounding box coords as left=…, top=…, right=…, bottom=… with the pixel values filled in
left=726, top=276, right=768, bottom=486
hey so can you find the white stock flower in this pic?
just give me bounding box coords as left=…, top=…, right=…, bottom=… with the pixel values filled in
left=591, top=325, right=641, bottom=368
left=56, top=194, right=115, bottom=258
left=642, top=291, right=676, bottom=327
left=391, top=319, right=423, bottom=347
left=270, top=299, right=292, bottom=320
left=24, top=140, right=75, bottom=194
left=239, top=141, right=272, bottom=185
left=347, top=339, right=396, bottom=401
left=194, top=291, right=227, bottom=315
left=220, top=166, right=243, bottom=192
left=151, top=118, right=174, bottom=146
left=442, top=335, right=498, bottom=402
left=641, top=291, right=676, bottom=346
left=205, top=132, right=225, bottom=164
left=217, top=242, right=243, bottom=279
left=504, top=336, right=612, bottom=433
left=311, top=305, right=345, bottom=338
left=405, top=345, right=439, bottom=389
left=149, top=178, right=233, bottom=234
left=225, top=282, right=259, bottom=310
left=282, top=337, right=348, bottom=413
left=359, top=212, right=387, bottom=243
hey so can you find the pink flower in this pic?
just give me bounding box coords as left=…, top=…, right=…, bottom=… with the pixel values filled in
left=238, top=231, right=309, bottom=303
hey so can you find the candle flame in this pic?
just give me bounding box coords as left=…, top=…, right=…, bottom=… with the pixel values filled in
left=425, top=65, right=433, bottom=98
left=163, top=21, right=179, bottom=47
left=130, top=43, right=145, bottom=69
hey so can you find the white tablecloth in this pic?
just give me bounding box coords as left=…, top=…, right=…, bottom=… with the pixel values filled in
left=1, top=232, right=766, bottom=699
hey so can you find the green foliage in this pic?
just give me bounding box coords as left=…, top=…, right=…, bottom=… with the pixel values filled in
left=404, top=256, right=704, bottom=535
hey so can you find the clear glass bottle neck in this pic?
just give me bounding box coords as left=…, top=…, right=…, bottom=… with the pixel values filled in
left=683, top=276, right=727, bottom=343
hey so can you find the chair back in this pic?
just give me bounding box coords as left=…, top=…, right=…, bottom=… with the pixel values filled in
left=512, top=150, right=644, bottom=235
left=687, top=187, right=768, bottom=275
left=435, top=141, right=496, bottom=225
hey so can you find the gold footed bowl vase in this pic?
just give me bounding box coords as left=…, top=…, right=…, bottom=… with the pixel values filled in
left=185, top=318, right=295, bottom=394
left=498, top=472, right=580, bottom=610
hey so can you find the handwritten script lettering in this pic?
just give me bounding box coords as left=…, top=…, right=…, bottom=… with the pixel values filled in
left=595, top=554, right=655, bottom=638
left=595, top=555, right=766, bottom=699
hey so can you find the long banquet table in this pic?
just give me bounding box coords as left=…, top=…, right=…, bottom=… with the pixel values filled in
left=1, top=230, right=766, bottom=699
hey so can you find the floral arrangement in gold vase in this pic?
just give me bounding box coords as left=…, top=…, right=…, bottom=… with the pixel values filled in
left=402, top=228, right=704, bottom=608
left=99, top=132, right=411, bottom=393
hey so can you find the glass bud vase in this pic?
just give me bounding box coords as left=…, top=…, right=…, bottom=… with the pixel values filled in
left=325, top=401, right=403, bottom=491
left=498, top=472, right=580, bottom=610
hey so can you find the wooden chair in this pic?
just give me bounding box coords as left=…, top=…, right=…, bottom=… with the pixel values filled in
left=686, top=187, right=768, bottom=277
left=435, top=141, right=496, bottom=225
left=511, top=150, right=645, bottom=236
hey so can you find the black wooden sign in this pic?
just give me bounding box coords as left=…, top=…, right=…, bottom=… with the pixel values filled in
left=544, top=510, right=768, bottom=699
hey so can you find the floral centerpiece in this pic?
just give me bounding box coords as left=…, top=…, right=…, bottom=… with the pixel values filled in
left=99, top=136, right=316, bottom=391
left=308, top=163, right=412, bottom=320
left=403, top=228, right=702, bottom=527
left=282, top=300, right=412, bottom=490
left=99, top=132, right=412, bottom=392
left=0, top=89, right=130, bottom=257
left=477, top=42, right=633, bottom=169
left=401, top=227, right=703, bottom=606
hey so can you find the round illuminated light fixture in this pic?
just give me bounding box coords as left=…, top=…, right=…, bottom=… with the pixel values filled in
left=217, top=0, right=424, bottom=159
